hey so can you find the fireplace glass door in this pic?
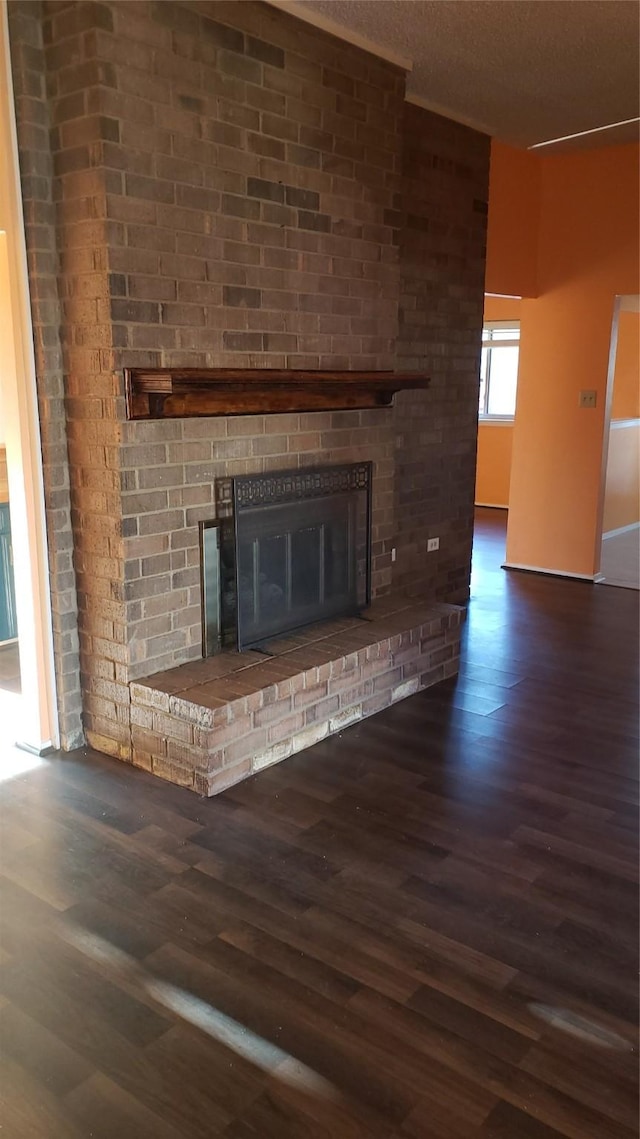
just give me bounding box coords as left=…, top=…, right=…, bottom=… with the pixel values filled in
left=225, top=463, right=371, bottom=651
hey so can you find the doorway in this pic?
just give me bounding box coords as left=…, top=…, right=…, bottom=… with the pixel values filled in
left=597, top=295, right=640, bottom=591
left=0, top=230, right=57, bottom=755
left=0, top=431, right=20, bottom=757
left=474, top=294, right=521, bottom=577
left=0, top=14, right=59, bottom=756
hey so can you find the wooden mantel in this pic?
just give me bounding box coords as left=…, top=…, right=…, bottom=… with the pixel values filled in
left=124, top=368, right=430, bottom=419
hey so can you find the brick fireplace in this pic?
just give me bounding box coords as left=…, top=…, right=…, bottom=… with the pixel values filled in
left=8, top=0, right=489, bottom=787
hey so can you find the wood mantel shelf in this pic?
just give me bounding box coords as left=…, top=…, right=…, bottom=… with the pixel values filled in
left=124, top=368, right=430, bottom=419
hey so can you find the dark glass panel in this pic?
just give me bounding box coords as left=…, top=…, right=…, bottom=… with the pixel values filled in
left=291, top=526, right=322, bottom=608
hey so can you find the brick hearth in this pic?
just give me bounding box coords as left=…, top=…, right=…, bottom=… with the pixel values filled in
left=130, top=598, right=462, bottom=795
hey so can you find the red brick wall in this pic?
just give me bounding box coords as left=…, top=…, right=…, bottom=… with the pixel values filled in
left=9, top=0, right=489, bottom=757
left=106, top=0, right=405, bottom=682
left=105, top=0, right=403, bottom=371
left=393, top=105, right=489, bottom=601
left=37, top=0, right=408, bottom=699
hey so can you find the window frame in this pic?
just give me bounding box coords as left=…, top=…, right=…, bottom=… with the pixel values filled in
left=479, top=320, right=520, bottom=423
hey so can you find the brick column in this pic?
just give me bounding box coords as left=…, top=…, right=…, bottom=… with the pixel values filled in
left=39, top=0, right=129, bottom=757
left=393, top=104, right=489, bottom=602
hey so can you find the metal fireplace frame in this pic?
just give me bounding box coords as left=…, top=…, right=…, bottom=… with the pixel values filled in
left=228, top=461, right=373, bottom=653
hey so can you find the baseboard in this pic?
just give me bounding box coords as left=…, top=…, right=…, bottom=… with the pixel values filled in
left=596, top=578, right=639, bottom=591
left=602, top=521, right=640, bottom=540
left=502, top=562, right=596, bottom=582
left=475, top=502, right=508, bottom=510
left=15, top=739, right=55, bottom=757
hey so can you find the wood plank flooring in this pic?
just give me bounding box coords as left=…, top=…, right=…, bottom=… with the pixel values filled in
left=1, top=508, right=638, bottom=1138
left=600, top=527, right=640, bottom=591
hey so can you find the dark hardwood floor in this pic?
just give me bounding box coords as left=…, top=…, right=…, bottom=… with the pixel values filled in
left=1, top=508, right=638, bottom=1138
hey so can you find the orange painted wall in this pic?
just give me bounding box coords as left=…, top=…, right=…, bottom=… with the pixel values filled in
left=474, top=296, right=519, bottom=506
left=491, top=142, right=640, bottom=576
left=483, top=297, right=521, bottom=323
left=485, top=142, right=540, bottom=299
left=475, top=426, right=513, bottom=506
left=611, top=311, right=639, bottom=420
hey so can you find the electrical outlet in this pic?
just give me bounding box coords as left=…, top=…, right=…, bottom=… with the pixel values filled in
left=579, top=390, right=597, bottom=408
left=427, top=537, right=440, bottom=552
left=391, top=547, right=397, bottom=563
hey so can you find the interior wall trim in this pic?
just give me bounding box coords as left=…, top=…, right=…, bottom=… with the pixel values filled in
left=263, top=0, right=413, bottom=71
left=0, top=7, right=60, bottom=750
left=502, top=561, right=597, bottom=582
left=602, top=521, right=640, bottom=540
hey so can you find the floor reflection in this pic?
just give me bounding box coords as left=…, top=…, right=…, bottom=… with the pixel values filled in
left=0, top=642, right=21, bottom=694
left=0, top=683, right=44, bottom=784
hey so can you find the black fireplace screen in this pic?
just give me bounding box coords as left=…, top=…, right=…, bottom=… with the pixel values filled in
left=222, top=463, right=372, bottom=652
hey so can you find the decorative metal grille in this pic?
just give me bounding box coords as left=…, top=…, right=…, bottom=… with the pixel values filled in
left=234, top=462, right=372, bottom=512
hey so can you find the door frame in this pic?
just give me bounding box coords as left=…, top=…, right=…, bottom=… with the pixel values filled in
left=0, top=7, right=59, bottom=752
left=593, top=294, right=640, bottom=581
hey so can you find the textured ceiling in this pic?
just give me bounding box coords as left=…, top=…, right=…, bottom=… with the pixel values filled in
left=283, top=0, right=640, bottom=150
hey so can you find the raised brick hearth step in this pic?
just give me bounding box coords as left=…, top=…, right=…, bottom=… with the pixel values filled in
left=129, top=599, right=462, bottom=795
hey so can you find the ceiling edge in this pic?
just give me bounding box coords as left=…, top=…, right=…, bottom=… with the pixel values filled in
left=528, top=116, right=640, bottom=151
left=263, top=0, right=413, bottom=71
left=404, top=93, right=493, bottom=137
left=485, top=292, right=523, bottom=300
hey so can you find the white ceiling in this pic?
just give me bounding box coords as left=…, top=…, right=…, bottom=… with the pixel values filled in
left=274, top=0, right=640, bottom=150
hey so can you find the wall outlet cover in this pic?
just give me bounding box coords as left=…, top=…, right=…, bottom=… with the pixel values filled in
left=579, top=390, right=597, bottom=408
left=427, top=537, right=440, bottom=552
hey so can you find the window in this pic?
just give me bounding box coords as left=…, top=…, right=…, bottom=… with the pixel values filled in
left=479, top=322, right=520, bottom=419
